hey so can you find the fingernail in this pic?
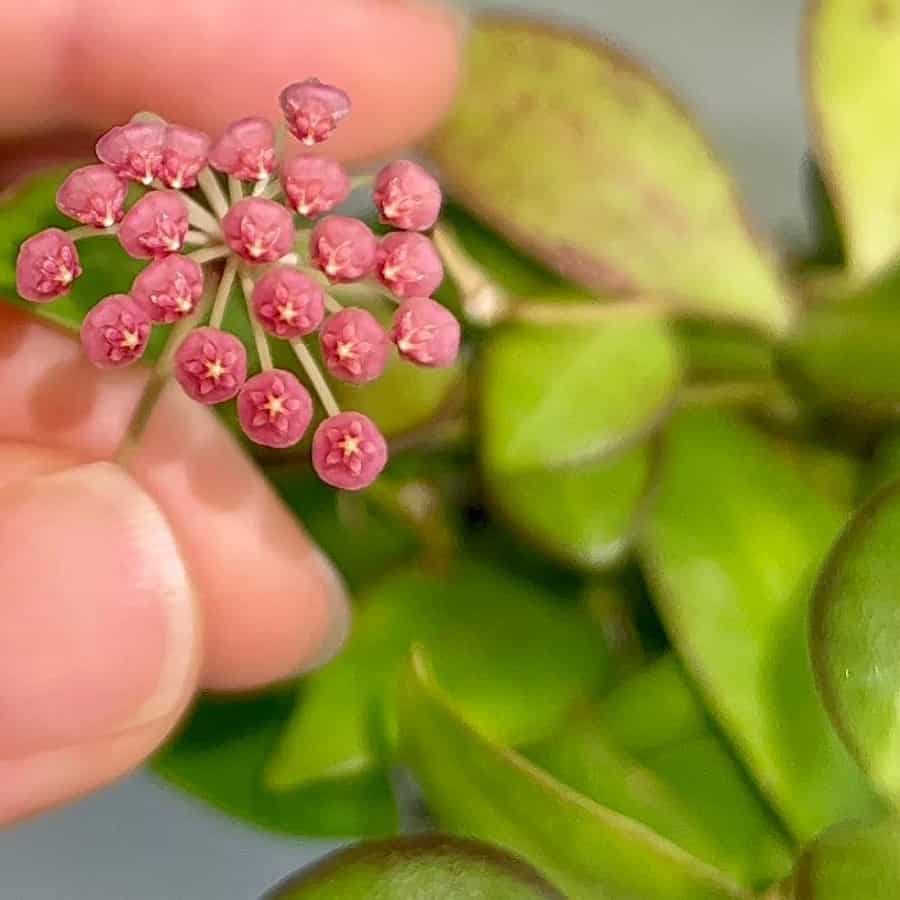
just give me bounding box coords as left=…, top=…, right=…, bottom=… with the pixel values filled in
left=297, top=550, right=352, bottom=674
left=0, top=462, right=195, bottom=758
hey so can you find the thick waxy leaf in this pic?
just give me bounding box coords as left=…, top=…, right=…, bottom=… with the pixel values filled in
left=811, top=481, right=900, bottom=805
left=429, top=18, right=792, bottom=334
left=264, top=560, right=607, bottom=791
left=787, top=818, right=900, bottom=900
left=152, top=690, right=395, bottom=837
left=673, top=321, right=776, bottom=383
left=808, top=0, right=900, bottom=275
left=399, top=649, right=750, bottom=900
left=779, top=263, right=900, bottom=419
left=265, top=834, right=564, bottom=900
left=481, top=319, right=679, bottom=473
left=861, top=429, right=900, bottom=500
left=642, top=410, right=879, bottom=840
left=488, top=443, right=657, bottom=570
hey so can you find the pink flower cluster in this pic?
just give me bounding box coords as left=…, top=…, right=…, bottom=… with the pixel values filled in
left=15, top=79, right=460, bottom=491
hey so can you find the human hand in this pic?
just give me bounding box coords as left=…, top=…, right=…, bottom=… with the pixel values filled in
left=0, top=0, right=462, bottom=825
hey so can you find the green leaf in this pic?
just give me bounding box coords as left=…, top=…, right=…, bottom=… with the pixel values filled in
left=264, top=834, right=564, bottom=900
left=673, top=320, right=776, bottom=383
left=787, top=818, right=900, bottom=900
left=264, top=560, right=607, bottom=791
left=398, top=649, right=751, bottom=900
left=487, top=443, right=657, bottom=570
left=808, top=0, right=900, bottom=276
left=778, top=262, right=900, bottom=419
left=429, top=18, right=792, bottom=335
left=811, top=481, right=900, bottom=805
left=152, top=690, right=396, bottom=837
left=860, top=428, right=900, bottom=500
left=641, top=410, right=880, bottom=840
left=332, top=353, right=462, bottom=438
left=595, top=655, right=709, bottom=756
left=481, top=319, right=679, bottom=473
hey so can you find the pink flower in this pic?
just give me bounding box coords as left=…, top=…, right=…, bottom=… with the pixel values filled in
left=80, top=295, right=151, bottom=368
left=281, top=156, right=351, bottom=217
left=312, top=412, right=388, bottom=490
left=209, top=117, right=277, bottom=182
left=118, top=191, right=189, bottom=259
left=373, top=160, right=442, bottom=231
left=131, top=255, right=204, bottom=324
left=279, top=78, right=350, bottom=146
left=159, top=125, right=211, bottom=189
left=222, top=197, right=295, bottom=263
left=16, top=228, right=82, bottom=302
left=96, top=121, right=165, bottom=185
left=391, top=297, right=460, bottom=368
left=237, top=370, right=313, bottom=448
left=56, top=164, right=127, bottom=228
left=174, top=327, right=247, bottom=404
left=252, top=267, right=324, bottom=339
left=309, top=216, right=376, bottom=283
left=320, top=308, right=389, bottom=384
left=376, top=232, right=443, bottom=299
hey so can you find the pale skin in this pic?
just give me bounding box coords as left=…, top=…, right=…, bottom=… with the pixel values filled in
left=0, top=0, right=463, bottom=826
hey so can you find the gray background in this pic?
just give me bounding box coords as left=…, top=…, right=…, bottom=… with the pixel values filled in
left=1, top=0, right=810, bottom=897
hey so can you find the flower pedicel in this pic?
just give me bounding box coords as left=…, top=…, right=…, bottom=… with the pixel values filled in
left=15, top=78, right=460, bottom=491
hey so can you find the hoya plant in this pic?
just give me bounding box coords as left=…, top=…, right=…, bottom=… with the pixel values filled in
left=5, top=1, right=900, bottom=897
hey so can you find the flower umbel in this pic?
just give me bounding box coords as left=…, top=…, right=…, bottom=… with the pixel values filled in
left=15, top=78, right=458, bottom=490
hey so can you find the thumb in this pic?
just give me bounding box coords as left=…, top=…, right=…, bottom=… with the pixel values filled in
left=0, top=460, right=198, bottom=823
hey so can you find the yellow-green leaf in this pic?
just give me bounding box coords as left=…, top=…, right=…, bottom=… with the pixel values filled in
left=429, top=18, right=792, bottom=335
left=808, top=0, right=900, bottom=276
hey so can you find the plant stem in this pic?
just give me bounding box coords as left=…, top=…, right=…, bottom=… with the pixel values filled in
left=324, top=293, right=343, bottom=314
left=228, top=175, right=243, bottom=205
left=291, top=338, right=340, bottom=416
left=251, top=177, right=270, bottom=197
left=240, top=268, right=273, bottom=370
left=197, top=167, right=229, bottom=218
left=185, top=229, right=211, bottom=246
left=182, top=194, right=222, bottom=237
left=432, top=223, right=509, bottom=325
left=114, top=267, right=221, bottom=467
left=187, top=244, right=231, bottom=265
left=261, top=181, right=282, bottom=200
left=209, top=255, right=239, bottom=328
left=350, top=173, right=374, bottom=190
left=68, top=225, right=117, bottom=241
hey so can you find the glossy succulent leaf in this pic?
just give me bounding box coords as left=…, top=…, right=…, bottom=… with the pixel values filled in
left=152, top=690, right=396, bottom=837
left=488, top=443, right=657, bottom=570
left=595, top=655, right=709, bottom=756
left=264, top=560, right=607, bottom=791
left=264, top=834, right=564, bottom=900
left=641, top=410, right=879, bottom=840
left=860, top=428, right=900, bottom=500
left=786, top=818, right=900, bottom=900
left=429, top=18, right=792, bottom=335
left=808, top=0, right=900, bottom=275
left=673, top=320, right=776, bottom=383
left=481, top=319, right=679, bottom=473
left=779, top=262, right=900, bottom=419
left=585, top=655, right=793, bottom=886
left=811, top=481, right=900, bottom=805
left=399, top=649, right=751, bottom=900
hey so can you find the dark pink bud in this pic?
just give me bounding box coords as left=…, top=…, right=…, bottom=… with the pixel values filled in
left=320, top=308, right=389, bottom=384
left=16, top=228, right=82, bottom=302
left=174, top=327, right=247, bottom=404
left=80, top=295, right=151, bottom=369
left=281, top=156, right=351, bottom=217
left=279, top=78, right=350, bottom=146
left=159, top=125, right=211, bottom=189
left=373, top=160, right=442, bottom=231
left=309, top=216, right=377, bottom=283
left=118, top=191, right=189, bottom=259
left=237, top=369, right=313, bottom=448
left=391, top=297, right=460, bottom=368
left=131, top=255, right=204, bottom=324
left=376, top=232, right=443, bottom=299
left=56, top=164, right=127, bottom=228
left=209, top=117, right=277, bottom=182
left=96, top=121, right=165, bottom=185
left=252, top=267, right=325, bottom=339
left=222, top=197, right=295, bottom=263
left=312, top=412, right=388, bottom=490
